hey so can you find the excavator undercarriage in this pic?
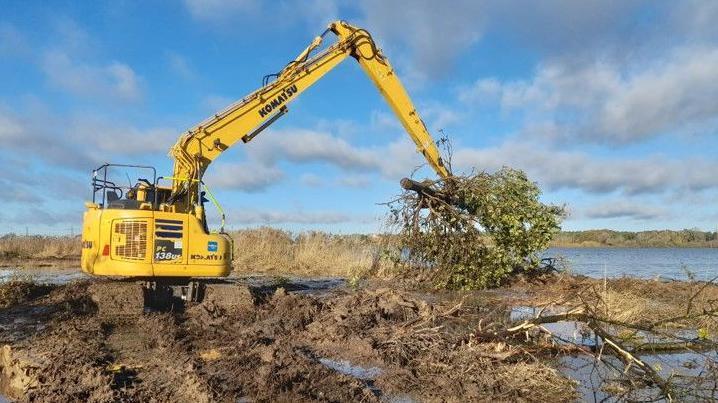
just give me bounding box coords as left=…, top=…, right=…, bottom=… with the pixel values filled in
left=89, top=278, right=256, bottom=317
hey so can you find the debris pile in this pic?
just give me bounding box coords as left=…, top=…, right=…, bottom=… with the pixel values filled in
left=389, top=167, right=565, bottom=289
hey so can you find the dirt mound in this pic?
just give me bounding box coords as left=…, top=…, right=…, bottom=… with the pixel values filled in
left=0, top=280, right=575, bottom=401
left=0, top=281, right=53, bottom=309
left=89, top=281, right=145, bottom=320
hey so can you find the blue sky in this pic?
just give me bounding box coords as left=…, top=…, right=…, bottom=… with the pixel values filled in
left=1, top=0, right=717, bottom=235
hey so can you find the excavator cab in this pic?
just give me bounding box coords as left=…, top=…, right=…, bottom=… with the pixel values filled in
left=81, top=163, right=232, bottom=279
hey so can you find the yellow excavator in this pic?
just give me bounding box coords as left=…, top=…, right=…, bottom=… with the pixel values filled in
left=80, top=21, right=450, bottom=304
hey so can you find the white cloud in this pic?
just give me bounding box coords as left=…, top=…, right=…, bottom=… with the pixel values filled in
left=597, top=47, right=718, bottom=142
left=107, top=63, right=142, bottom=100
left=458, top=78, right=501, bottom=105
left=484, top=0, right=646, bottom=59
left=199, top=127, right=436, bottom=192
left=0, top=105, right=176, bottom=168
left=301, top=172, right=377, bottom=190
left=0, top=106, right=88, bottom=167
left=358, top=0, right=485, bottom=80
left=0, top=207, right=81, bottom=226
left=460, top=46, right=718, bottom=144
left=380, top=137, right=427, bottom=178
left=355, top=0, right=655, bottom=81
left=420, top=101, right=462, bottom=132
left=0, top=103, right=434, bottom=195
left=583, top=201, right=668, bottom=221
left=230, top=208, right=352, bottom=225
left=0, top=182, right=43, bottom=204
left=299, top=173, right=324, bottom=187
left=69, top=118, right=177, bottom=155
left=52, top=17, right=92, bottom=54
left=248, top=128, right=428, bottom=180
left=203, top=162, right=283, bottom=192
left=42, top=50, right=142, bottom=102
left=453, top=141, right=718, bottom=195
left=248, top=129, right=379, bottom=172
left=337, top=174, right=371, bottom=188
left=669, top=0, right=718, bottom=41
left=0, top=109, right=24, bottom=141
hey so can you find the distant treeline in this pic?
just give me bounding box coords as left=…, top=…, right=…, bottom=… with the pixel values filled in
left=551, top=229, right=718, bottom=248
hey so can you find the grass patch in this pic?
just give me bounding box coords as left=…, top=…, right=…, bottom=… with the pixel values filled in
left=230, top=227, right=391, bottom=277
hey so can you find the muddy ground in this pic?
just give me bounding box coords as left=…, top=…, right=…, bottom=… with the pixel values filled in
left=0, top=275, right=579, bottom=402
left=1, top=273, right=716, bottom=402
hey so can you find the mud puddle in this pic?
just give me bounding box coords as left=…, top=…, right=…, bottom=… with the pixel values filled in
left=316, top=358, right=420, bottom=403
left=318, top=358, right=383, bottom=381
left=317, top=358, right=384, bottom=398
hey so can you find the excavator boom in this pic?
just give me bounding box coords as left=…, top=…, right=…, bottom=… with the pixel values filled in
left=170, top=21, right=449, bottom=208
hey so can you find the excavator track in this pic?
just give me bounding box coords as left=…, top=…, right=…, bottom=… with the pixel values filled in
left=88, top=279, right=256, bottom=317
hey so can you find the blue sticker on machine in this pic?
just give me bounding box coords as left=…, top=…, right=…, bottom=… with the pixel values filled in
left=207, top=241, right=218, bottom=252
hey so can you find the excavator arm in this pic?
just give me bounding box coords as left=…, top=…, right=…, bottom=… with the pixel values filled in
left=169, top=20, right=450, bottom=208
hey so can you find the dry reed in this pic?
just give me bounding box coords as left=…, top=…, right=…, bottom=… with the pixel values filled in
left=230, top=227, right=390, bottom=277
left=0, top=235, right=81, bottom=260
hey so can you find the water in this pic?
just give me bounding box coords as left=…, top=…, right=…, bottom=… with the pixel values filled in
left=545, top=247, right=717, bottom=280
left=231, top=274, right=345, bottom=295
left=318, top=358, right=416, bottom=402
left=0, top=268, right=89, bottom=284
left=511, top=306, right=595, bottom=346
left=511, top=306, right=717, bottom=401
left=559, top=351, right=718, bottom=402
left=318, top=358, right=383, bottom=380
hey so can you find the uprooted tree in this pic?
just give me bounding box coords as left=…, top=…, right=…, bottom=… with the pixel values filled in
left=386, top=166, right=565, bottom=289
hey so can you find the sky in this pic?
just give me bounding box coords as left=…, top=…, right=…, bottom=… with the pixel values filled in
left=1, top=0, right=717, bottom=235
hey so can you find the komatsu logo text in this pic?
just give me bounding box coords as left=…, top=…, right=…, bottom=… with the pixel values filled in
left=258, top=85, right=297, bottom=117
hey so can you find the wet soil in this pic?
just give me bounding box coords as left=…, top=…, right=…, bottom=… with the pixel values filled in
left=0, top=278, right=574, bottom=402
left=0, top=258, right=79, bottom=270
